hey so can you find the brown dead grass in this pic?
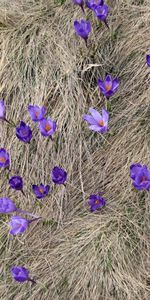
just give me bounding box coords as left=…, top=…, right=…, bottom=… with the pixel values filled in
left=0, top=0, right=150, bottom=299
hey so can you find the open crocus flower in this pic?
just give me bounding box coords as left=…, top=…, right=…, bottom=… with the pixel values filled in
left=86, top=0, right=103, bottom=10
left=83, top=107, right=109, bottom=133
left=98, top=75, right=119, bottom=98
left=74, top=19, right=91, bottom=46
left=51, top=166, right=67, bottom=185
left=9, top=215, right=41, bottom=235
left=28, top=104, right=46, bottom=122
left=39, top=117, right=56, bottom=137
left=9, top=176, right=23, bottom=191
left=11, top=266, right=35, bottom=284
left=72, top=0, right=84, bottom=12
left=130, top=163, right=150, bottom=190
left=88, top=194, right=106, bottom=212
left=16, top=121, right=32, bottom=143
left=94, top=4, right=109, bottom=27
left=0, top=148, right=10, bottom=168
left=0, top=100, right=6, bottom=120
left=146, top=54, right=150, bottom=67
left=32, top=184, right=50, bottom=199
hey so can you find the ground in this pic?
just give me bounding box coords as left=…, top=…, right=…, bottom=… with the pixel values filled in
left=0, top=0, right=150, bottom=299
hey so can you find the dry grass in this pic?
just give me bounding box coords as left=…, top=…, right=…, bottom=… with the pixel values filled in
left=0, top=0, right=150, bottom=299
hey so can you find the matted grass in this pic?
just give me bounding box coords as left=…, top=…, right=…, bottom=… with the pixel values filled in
left=0, top=0, right=150, bottom=299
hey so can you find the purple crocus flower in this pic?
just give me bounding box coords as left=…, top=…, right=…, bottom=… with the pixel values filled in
left=83, top=107, right=109, bottom=133
left=0, top=197, right=17, bottom=214
left=72, top=0, right=84, bottom=12
left=0, top=197, right=39, bottom=217
left=9, top=216, right=29, bottom=235
left=11, top=266, right=29, bottom=283
left=51, top=166, right=67, bottom=185
left=16, top=121, right=32, bottom=143
left=74, top=19, right=91, bottom=46
left=11, top=266, right=35, bottom=284
left=88, top=194, right=106, bottom=212
left=39, top=118, right=56, bottom=137
left=0, top=148, right=10, bottom=168
left=146, top=54, right=150, bottom=67
left=94, top=4, right=109, bottom=27
left=9, top=215, right=41, bottom=235
left=86, top=0, right=103, bottom=10
left=98, top=74, right=119, bottom=98
left=0, top=100, right=6, bottom=120
left=32, top=184, right=50, bottom=199
left=9, top=176, right=23, bottom=191
left=130, top=163, right=150, bottom=191
left=28, top=104, right=46, bottom=122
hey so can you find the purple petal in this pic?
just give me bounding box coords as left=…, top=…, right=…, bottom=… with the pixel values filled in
left=89, top=125, right=102, bottom=132
left=83, top=114, right=98, bottom=125
left=146, top=54, right=150, bottom=67
left=89, top=108, right=102, bottom=122
left=112, top=78, right=119, bottom=92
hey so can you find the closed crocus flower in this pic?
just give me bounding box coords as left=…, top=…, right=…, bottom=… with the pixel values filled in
left=94, top=4, right=109, bottom=27
left=32, top=184, right=50, bottom=199
left=130, top=163, right=150, bottom=191
left=0, top=197, right=39, bottom=217
left=9, top=176, right=23, bottom=191
left=9, top=215, right=41, bottom=235
left=0, top=148, right=10, bottom=168
left=0, top=100, right=6, bottom=120
left=51, top=166, right=67, bottom=185
left=88, top=194, right=106, bottom=212
left=146, top=54, right=150, bottom=67
left=86, top=0, right=103, bottom=10
left=39, top=118, right=56, bottom=137
left=74, top=19, right=91, bottom=46
left=72, top=0, right=84, bottom=12
left=16, top=121, right=32, bottom=143
left=11, top=266, right=35, bottom=284
left=28, top=104, right=46, bottom=122
left=0, top=197, right=17, bottom=214
left=98, top=74, right=119, bottom=98
left=83, top=107, right=109, bottom=133
left=11, top=266, right=29, bottom=283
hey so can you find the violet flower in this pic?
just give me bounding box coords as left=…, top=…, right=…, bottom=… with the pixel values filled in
left=9, top=176, right=23, bottom=191
left=146, top=54, right=150, bottom=67
left=39, top=117, right=56, bottom=137
left=98, top=74, right=119, bottom=98
left=94, top=4, right=109, bottom=27
left=11, top=266, right=35, bottom=284
left=16, top=121, right=32, bottom=143
left=0, top=100, right=6, bottom=120
left=88, top=194, right=106, bottom=212
left=86, top=0, right=103, bottom=10
left=51, top=166, right=67, bottom=185
left=0, top=148, right=10, bottom=168
left=0, top=197, right=38, bottom=217
left=130, top=163, right=150, bottom=190
left=28, top=104, right=46, bottom=122
left=9, top=215, right=41, bottom=235
left=32, top=184, right=50, bottom=199
left=72, top=0, right=84, bottom=12
left=74, top=19, right=91, bottom=46
left=83, top=107, right=109, bottom=133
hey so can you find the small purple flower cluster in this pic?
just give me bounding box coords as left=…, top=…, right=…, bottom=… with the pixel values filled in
left=0, top=102, right=68, bottom=283
left=73, top=0, right=109, bottom=46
